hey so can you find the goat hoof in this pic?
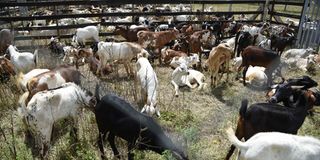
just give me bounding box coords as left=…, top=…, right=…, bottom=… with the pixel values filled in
left=175, top=95, right=179, bottom=97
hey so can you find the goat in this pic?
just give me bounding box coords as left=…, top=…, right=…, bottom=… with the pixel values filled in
left=94, top=85, right=188, bottom=160
left=25, top=65, right=82, bottom=105
left=137, top=29, right=179, bottom=64
left=16, top=68, right=50, bottom=92
left=169, top=54, right=199, bottom=69
left=96, top=41, right=148, bottom=77
left=6, top=45, right=38, bottom=73
left=234, top=31, right=253, bottom=57
left=135, top=54, right=160, bottom=117
left=114, top=26, right=149, bottom=42
left=226, top=127, right=320, bottom=160
left=171, top=63, right=205, bottom=97
left=238, top=46, right=284, bottom=86
left=225, top=86, right=316, bottom=159
left=72, top=26, right=99, bottom=47
left=161, top=48, right=188, bottom=65
left=270, top=34, right=295, bottom=56
left=18, top=82, right=96, bottom=158
left=204, top=43, right=232, bottom=87
left=0, top=56, right=15, bottom=82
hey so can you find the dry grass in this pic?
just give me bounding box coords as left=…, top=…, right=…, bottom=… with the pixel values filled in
left=0, top=47, right=319, bottom=160
left=0, top=3, right=316, bottom=160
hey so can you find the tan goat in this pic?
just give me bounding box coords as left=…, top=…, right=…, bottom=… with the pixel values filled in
left=204, top=43, right=232, bottom=87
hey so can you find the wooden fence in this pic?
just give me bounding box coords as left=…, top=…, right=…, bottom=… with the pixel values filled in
left=0, top=0, right=308, bottom=48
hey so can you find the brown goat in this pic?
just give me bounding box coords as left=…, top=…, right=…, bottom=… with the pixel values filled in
left=238, top=46, right=284, bottom=86
left=161, top=48, right=188, bottom=65
left=0, top=56, right=15, bottom=82
left=137, top=29, right=179, bottom=64
left=25, top=65, right=82, bottom=105
left=114, top=26, right=149, bottom=42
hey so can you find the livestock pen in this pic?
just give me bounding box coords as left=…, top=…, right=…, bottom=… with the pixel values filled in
left=0, top=0, right=319, bottom=160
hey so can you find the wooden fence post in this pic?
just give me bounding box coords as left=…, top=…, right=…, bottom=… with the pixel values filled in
left=263, top=0, right=270, bottom=22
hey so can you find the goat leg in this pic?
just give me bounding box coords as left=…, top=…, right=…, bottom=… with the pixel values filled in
left=171, top=81, right=179, bottom=97
left=127, top=142, right=135, bottom=160
left=242, top=66, right=248, bottom=86
left=98, top=132, right=107, bottom=159
left=107, top=132, right=120, bottom=158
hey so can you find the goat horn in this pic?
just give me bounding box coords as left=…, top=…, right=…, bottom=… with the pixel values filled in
left=270, top=84, right=279, bottom=89
left=290, top=85, right=305, bottom=89
left=140, top=127, right=148, bottom=132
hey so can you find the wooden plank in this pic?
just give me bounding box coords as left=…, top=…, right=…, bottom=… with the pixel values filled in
left=0, top=0, right=266, bottom=7
left=13, top=19, right=262, bottom=32
left=269, top=21, right=299, bottom=29
left=271, top=1, right=304, bottom=6
left=1, top=11, right=263, bottom=22
left=271, top=11, right=301, bottom=19
left=14, top=32, right=114, bottom=40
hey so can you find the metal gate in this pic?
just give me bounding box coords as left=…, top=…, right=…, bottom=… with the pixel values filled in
left=296, top=0, right=320, bottom=50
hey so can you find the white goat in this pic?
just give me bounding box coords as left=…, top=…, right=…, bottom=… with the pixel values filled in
left=285, top=54, right=318, bottom=72
left=18, top=82, right=95, bottom=158
left=72, top=25, right=99, bottom=47
left=171, top=63, right=206, bottom=97
left=226, top=127, right=320, bottom=160
left=242, top=66, right=267, bottom=87
left=221, top=37, right=236, bottom=51
left=7, top=45, right=38, bottom=73
left=96, top=41, right=148, bottom=77
left=283, top=48, right=316, bottom=59
left=136, top=55, right=159, bottom=117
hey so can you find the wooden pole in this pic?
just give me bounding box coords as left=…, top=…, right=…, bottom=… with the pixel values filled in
left=263, top=0, right=270, bottom=22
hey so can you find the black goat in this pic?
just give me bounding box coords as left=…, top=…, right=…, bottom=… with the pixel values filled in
left=234, top=31, right=253, bottom=57
left=48, top=38, right=64, bottom=57
left=93, top=85, right=188, bottom=160
left=225, top=86, right=314, bottom=160
left=267, top=76, right=318, bottom=107
left=270, top=34, right=295, bottom=56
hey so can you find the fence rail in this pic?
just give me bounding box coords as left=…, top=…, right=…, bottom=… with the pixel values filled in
left=1, top=0, right=267, bottom=6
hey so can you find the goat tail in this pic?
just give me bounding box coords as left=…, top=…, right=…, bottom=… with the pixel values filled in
left=97, top=23, right=101, bottom=31
left=17, top=92, right=29, bottom=117
left=33, top=49, right=39, bottom=67
left=15, top=72, right=25, bottom=91
left=239, top=99, right=248, bottom=117
left=138, top=49, right=149, bottom=58
left=226, top=127, right=246, bottom=150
